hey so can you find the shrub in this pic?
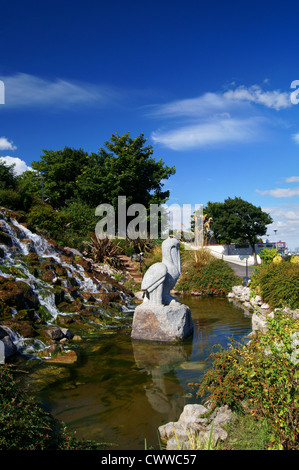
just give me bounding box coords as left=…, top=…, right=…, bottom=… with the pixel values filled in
left=259, top=248, right=279, bottom=264
left=192, top=310, right=299, bottom=450
left=0, top=189, right=23, bottom=211
left=26, top=203, right=70, bottom=243
left=0, top=365, right=108, bottom=450
left=84, top=233, right=122, bottom=269
left=291, top=255, right=299, bottom=264
left=176, top=258, right=241, bottom=295
left=249, top=262, right=299, bottom=309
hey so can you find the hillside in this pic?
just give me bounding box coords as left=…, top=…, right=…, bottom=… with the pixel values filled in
left=0, top=208, right=135, bottom=362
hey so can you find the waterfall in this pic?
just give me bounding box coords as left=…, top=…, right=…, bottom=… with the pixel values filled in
left=0, top=209, right=134, bottom=360
left=1, top=325, right=48, bottom=357
left=10, top=218, right=58, bottom=257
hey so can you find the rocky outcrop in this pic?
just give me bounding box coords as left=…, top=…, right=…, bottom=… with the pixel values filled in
left=227, top=285, right=299, bottom=334
left=158, top=404, right=233, bottom=449
left=0, top=208, right=135, bottom=362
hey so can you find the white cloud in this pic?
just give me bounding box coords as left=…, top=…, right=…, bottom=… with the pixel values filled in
left=0, top=156, right=33, bottom=175
left=0, top=73, right=118, bottom=108
left=223, top=85, right=290, bottom=111
left=152, top=116, right=264, bottom=150
left=286, top=176, right=299, bottom=183
left=150, top=83, right=290, bottom=150
left=292, top=133, right=299, bottom=144
left=257, top=187, right=299, bottom=198
left=262, top=204, right=299, bottom=249
left=0, top=137, right=17, bottom=151
left=150, top=85, right=291, bottom=119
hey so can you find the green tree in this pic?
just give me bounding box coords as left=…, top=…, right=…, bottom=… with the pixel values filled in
left=75, top=132, right=176, bottom=208
left=0, top=159, right=16, bottom=190
left=19, top=147, right=91, bottom=208
left=205, top=197, right=273, bottom=264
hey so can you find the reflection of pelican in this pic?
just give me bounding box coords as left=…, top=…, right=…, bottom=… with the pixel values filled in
left=141, top=238, right=181, bottom=305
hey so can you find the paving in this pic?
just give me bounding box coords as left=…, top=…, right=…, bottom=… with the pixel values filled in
left=226, top=261, right=256, bottom=279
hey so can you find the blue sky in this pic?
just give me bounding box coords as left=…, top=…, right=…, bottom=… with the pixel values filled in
left=1, top=0, right=299, bottom=249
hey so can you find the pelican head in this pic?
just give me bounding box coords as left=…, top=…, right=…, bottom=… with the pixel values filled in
left=162, top=237, right=181, bottom=275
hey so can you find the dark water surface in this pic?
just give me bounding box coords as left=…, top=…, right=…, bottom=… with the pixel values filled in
left=26, top=296, right=252, bottom=450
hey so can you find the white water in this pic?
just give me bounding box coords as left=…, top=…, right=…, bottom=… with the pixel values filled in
left=0, top=211, right=133, bottom=358
left=10, top=218, right=58, bottom=257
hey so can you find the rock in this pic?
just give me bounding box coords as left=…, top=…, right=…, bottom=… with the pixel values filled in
left=0, top=336, right=17, bottom=359
left=210, top=405, right=232, bottom=426
left=64, top=247, right=84, bottom=257
left=59, top=327, right=73, bottom=340
left=131, top=302, right=193, bottom=342
left=252, top=312, right=268, bottom=334
left=45, top=349, right=77, bottom=364
left=42, top=326, right=65, bottom=341
left=243, top=301, right=253, bottom=309
left=133, top=291, right=144, bottom=301
left=260, top=303, right=270, bottom=310
left=159, top=403, right=232, bottom=450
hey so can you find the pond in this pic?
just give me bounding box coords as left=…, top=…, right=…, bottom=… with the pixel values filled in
left=21, top=295, right=252, bottom=450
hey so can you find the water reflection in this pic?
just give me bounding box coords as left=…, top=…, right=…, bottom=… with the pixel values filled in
left=132, top=339, right=190, bottom=417
left=27, top=296, right=252, bottom=450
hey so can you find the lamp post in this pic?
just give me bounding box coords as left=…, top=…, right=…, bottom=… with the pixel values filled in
left=274, top=230, right=278, bottom=250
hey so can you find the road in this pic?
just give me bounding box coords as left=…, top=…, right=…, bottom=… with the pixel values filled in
left=226, top=261, right=256, bottom=279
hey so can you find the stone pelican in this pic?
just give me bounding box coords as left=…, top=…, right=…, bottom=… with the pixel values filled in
left=141, top=237, right=181, bottom=305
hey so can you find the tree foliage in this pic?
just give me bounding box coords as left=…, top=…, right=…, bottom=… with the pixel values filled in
left=204, top=197, right=273, bottom=261
left=75, top=132, right=176, bottom=208
left=18, top=133, right=175, bottom=211
left=0, top=159, right=16, bottom=190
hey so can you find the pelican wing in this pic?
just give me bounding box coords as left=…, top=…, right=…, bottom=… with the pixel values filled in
left=141, top=262, right=167, bottom=293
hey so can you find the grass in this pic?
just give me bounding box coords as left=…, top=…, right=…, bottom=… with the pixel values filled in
left=223, top=412, right=272, bottom=450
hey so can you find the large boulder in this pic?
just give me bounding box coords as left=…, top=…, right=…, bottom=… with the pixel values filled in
left=158, top=404, right=233, bottom=450
left=131, top=302, right=193, bottom=342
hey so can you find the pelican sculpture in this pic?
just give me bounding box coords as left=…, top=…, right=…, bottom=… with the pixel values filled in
left=141, top=237, right=181, bottom=305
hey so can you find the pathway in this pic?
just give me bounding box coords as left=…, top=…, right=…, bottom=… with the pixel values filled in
left=226, top=261, right=255, bottom=278
left=119, top=255, right=143, bottom=284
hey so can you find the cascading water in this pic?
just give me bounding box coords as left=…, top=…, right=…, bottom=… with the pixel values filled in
left=1, top=325, right=48, bottom=357
left=10, top=218, right=58, bottom=258
left=0, top=209, right=134, bottom=360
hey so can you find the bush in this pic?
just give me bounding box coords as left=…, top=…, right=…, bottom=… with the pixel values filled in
left=26, top=203, right=70, bottom=243
left=0, top=189, right=23, bottom=211
left=259, top=248, right=279, bottom=264
left=0, top=365, right=107, bottom=450
left=250, top=262, right=299, bottom=309
left=192, top=310, right=299, bottom=450
left=176, top=258, right=241, bottom=295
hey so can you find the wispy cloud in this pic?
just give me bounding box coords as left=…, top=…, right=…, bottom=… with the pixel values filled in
left=151, top=85, right=291, bottom=119
left=150, top=83, right=291, bottom=150
left=263, top=204, right=299, bottom=248
left=152, top=116, right=264, bottom=150
left=257, top=176, right=299, bottom=198
left=0, top=156, right=33, bottom=175
left=0, top=73, right=119, bottom=109
left=223, top=85, right=290, bottom=111
left=286, top=176, right=299, bottom=183
left=0, top=137, right=17, bottom=151
left=292, top=133, right=299, bottom=144
left=257, top=187, right=299, bottom=198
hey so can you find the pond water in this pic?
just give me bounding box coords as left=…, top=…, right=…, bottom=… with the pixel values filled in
left=22, top=296, right=252, bottom=450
